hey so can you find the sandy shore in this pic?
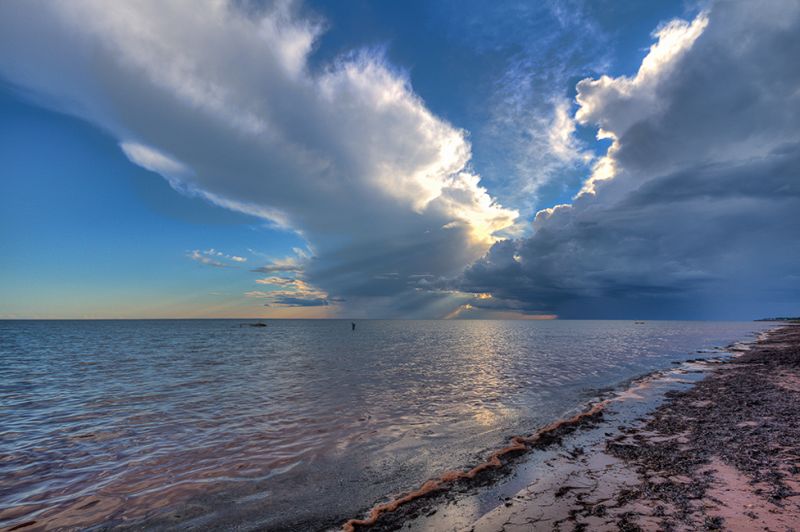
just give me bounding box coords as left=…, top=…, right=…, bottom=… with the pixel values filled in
left=345, top=324, right=800, bottom=531
left=468, top=324, right=800, bottom=531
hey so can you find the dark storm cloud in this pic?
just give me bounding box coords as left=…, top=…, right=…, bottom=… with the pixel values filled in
left=266, top=296, right=329, bottom=307
left=461, top=1, right=800, bottom=319
left=251, top=264, right=305, bottom=274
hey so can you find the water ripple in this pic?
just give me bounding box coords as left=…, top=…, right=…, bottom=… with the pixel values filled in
left=0, top=319, right=768, bottom=529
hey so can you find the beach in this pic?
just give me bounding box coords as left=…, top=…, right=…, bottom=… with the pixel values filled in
left=350, top=324, right=800, bottom=531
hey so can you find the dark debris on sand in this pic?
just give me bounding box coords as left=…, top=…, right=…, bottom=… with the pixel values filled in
left=601, top=324, right=800, bottom=530
left=346, top=410, right=608, bottom=532
left=345, top=325, right=800, bottom=532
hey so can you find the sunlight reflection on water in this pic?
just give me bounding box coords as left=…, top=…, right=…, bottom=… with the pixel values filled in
left=0, top=319, right=770, bottom=529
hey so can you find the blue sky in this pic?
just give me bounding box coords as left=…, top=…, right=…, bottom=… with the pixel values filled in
left=1, top=0, right=798, bottom=319
left=0, top=89, right=308, bottom=317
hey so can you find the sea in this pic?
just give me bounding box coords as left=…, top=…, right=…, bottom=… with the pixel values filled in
left=0, top=319, right=772, bottom=530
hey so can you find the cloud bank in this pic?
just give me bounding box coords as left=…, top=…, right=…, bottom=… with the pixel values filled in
left=3, top=0, right=797, bottom=319
left=461, top=1, right=800, bottom=319
left=0, top=0, right=516, bottom=315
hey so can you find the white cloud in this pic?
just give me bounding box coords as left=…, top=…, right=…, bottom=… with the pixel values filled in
left=575, top=13, right=710, bottom=133
left=251, top=252, right=307, bottom=274
left=188, top=249, right=247, bottom=268
left=247, top=275, right=331, bottom=307
left=188, top=250, right=227, bottom=268
left=575, top=12, right=709, bottom=195
left=256, top=276, right=305, bottom=287
left=0, top=0, right=516, bottom=315
left=462, top=1, right=800, bottom=319
left=547, top=99, right=593, bottom=165
left=120, top=142, right=191, bottom=186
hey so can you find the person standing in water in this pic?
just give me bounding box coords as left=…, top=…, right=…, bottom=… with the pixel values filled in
left=351, top=322, right=356, bottom=331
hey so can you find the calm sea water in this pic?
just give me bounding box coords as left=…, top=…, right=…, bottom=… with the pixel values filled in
left=0, top=319, right=771, bottom=530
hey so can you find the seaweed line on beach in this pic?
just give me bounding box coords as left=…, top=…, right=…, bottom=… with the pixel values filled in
left=340, top=368, right=685, bottom=531
left=343, top=325, right=800, bottom=532
left=341, top=401, right=609, bottom=531
left=464, top=324, right=800, bottom=531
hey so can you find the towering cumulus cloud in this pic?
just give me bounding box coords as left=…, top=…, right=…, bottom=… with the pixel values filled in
left=463, top=1, right=800, bottom=319
left=0, top=0, right=516, bottom=315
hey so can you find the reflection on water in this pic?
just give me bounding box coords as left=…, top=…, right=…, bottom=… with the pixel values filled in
left=0, top=319, right=769, bottom=529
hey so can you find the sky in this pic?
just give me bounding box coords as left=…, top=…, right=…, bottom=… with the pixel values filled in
left=0, top=0, right=798, bottom=320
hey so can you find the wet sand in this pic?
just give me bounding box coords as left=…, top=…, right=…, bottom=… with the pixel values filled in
left=344, top=324, right=800, bottom=531
left=468, top=324, right=800, bottom=531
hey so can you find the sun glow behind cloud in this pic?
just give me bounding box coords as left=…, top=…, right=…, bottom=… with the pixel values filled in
left=0, top=0, right=518, bottom=318
left=1, top=1, right=797, bottom=320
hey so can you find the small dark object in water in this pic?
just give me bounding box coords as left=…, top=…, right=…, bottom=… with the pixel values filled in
left=241, top=322, right=267, bottom=328
left=351, top=322, right=356, bottom=331
left=635, top=321, right=645, bottom=324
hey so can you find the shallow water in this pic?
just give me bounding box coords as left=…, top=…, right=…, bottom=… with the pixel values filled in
left=0, top=319, right=771, bottom=529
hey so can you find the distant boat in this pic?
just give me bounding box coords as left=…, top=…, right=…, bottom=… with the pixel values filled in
left=241, top=322, right=267, bottom=328
left=635, top=321, right=645, bottom=324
